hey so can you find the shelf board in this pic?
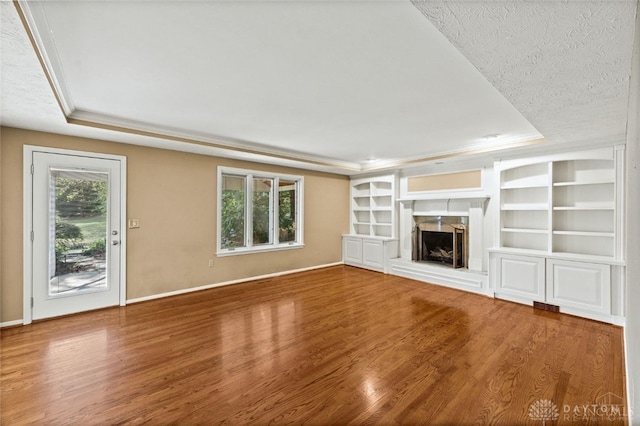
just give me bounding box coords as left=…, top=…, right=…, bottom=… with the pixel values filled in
left=501, top=228, right=548, bottom=234
left=501, top=183, right=548, bottom=190
left=371, top=182, right=393, bottom=187
left=553, top=179, right=614, bottom=187
left=550, top=251, right=619, bottom=263
left=489, top=247, right=548, bottom=256
left=372, top=223, right=392, bottom=227
left=501, top=204, right=548, bottom=211
left=553, top=230, right=614, bottom=237
left=489, top=247, right=624, bottom=265
left=553, top=205, right=614, bottom=211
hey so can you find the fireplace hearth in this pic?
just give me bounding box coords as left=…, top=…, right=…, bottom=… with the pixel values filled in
left=414, top=218, right=468, bottom=269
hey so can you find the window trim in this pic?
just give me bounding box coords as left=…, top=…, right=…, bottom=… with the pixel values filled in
left=217, top=166, right=304, bottom=256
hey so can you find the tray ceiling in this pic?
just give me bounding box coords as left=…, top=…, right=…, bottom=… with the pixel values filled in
left=1, top=1, right=636, bottom=174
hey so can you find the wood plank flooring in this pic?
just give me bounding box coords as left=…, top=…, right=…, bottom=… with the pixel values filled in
left=1, top=265, right=627, bottom=425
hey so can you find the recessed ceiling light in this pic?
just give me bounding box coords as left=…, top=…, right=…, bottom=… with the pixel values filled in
left=482, top=134, right=501, bottom=140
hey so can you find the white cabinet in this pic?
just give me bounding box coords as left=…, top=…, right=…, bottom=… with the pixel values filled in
left=492, top=253, right=613, bottom=317
left=342, top=236, right=397, bottom=273
left=546, top=259, right=611, bottom=315
left=491, top=146, right=625, bottom=324
left=495, top=254, right=545, bottom=300
left=362, top=239, right=385, bottom=270
left=344, top=237, right=363, bottom=264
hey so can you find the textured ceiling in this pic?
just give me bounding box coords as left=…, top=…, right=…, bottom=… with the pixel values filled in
left=412, top=0, right=637, bottom=146
left=1, top=1, right=637, bottom=175
left=0, top=2, right=64, bottom=132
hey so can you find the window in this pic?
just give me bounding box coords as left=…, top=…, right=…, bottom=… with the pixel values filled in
left=218, top=167, right=303, bottom=255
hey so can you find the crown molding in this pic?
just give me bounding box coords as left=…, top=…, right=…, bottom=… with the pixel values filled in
left=358, top=137, right=547, bottom=173
left=66, top=109, right=362, bottom=172
left=16, top=1, right=75, bottom=116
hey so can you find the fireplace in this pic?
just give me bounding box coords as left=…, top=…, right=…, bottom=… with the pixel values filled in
left=414, top=217, right=468, bottom=269
left=392, top=196, right=488, bottom=294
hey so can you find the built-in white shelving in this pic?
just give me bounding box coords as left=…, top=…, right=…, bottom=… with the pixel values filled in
left=496, top=150, right=620, bottom=258
left=491, top=146, right=626, bottom=324
left=344, top=174, right=398, bottom=273
left=349, top=175, right=396, bottom=238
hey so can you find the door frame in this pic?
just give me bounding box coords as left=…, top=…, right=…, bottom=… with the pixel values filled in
left=23, top=145, right=127, bottom=325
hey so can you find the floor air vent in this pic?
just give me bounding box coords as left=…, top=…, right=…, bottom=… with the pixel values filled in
left=533, top=301, right=560, bottom=313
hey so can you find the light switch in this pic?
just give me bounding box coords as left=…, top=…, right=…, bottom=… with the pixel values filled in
left=128, top=219, right=140, bottom=229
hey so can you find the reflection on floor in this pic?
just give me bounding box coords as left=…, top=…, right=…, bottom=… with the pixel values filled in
left=2, top=265, right=628, bottom=424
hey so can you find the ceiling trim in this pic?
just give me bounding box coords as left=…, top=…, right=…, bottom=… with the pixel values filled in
left=13, top=1, right=70, bottom=117
left=66, top=114, right=364, bottom=171
left=361, top=137, right=547, bottom=172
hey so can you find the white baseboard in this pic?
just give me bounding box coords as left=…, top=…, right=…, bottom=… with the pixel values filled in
left=1, top=319, right=25, bottom=328
left=495, top=292, right=625, bottom=326
left=126, top=261, right=344, bottom=304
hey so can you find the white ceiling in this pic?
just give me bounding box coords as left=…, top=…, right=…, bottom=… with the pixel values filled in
left=1, top=1, right=637, bottom=175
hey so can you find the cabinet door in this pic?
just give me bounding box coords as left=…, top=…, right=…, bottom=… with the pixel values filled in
left=343, top=237, right=363, bottom=265
left=496, top=254, right=545, bottom=300
left=546, top=259, right=610, bottom=314
left=362, top=239, right=384, bottom=270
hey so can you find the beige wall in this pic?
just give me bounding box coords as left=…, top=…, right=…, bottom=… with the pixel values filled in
left=407, top=170, right=481, bottom=192
left=0, top=127, right=350, bottom=322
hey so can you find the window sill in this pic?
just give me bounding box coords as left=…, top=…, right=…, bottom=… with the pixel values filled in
left=217, top=243, right=304, bottom=257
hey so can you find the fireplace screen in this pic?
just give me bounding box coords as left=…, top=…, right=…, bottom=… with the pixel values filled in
left=415, top=221, right=467, bottom=268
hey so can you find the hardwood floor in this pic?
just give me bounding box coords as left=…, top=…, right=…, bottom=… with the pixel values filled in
left=1, top=266, right=627, bottom=425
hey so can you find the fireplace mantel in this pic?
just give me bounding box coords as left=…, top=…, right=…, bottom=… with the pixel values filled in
left=399, top=190, right=490, bottom=217
left=398, top=189, right=490, bottom=203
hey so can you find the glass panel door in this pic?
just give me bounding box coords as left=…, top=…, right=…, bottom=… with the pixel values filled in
left=31, top=151, right=122, bottom=320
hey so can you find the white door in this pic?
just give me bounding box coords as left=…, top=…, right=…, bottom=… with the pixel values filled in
left=30, top=151, right=123, bottom=320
